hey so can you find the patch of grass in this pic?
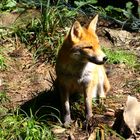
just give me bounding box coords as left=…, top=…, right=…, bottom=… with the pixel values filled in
left=0, top=92, right=9, bottom=116
left=0, top=109, right=56, bottom=140
left=13, top=0, right=79, bottom=64
left=103, top=48, right=137, bottom=68
left=0, top=91, right=58, bottom=139
left=0, top=91, right=9, bottom=103
left=0, top=54, right=7, bottom=70
left=0, top=47, right=8, bottom=71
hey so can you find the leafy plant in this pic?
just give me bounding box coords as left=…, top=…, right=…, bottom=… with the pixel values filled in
left=104, top=6, right=125, bottom=19
left=0, top=0, right=17, bottom=11
left=74, top=0, right=97, bottom=7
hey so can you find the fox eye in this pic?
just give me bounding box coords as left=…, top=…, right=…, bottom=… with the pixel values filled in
left=84, top=46, right=92, bottom=49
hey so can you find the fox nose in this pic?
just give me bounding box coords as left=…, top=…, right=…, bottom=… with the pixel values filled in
left=103, top=56, right=108, bottom=62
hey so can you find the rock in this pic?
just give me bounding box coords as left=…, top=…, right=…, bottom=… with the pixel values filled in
left=124, top=95, right=140, bottom=135
left=112, top=95, right=140, bottom=139
left=104, top=28, right=133, bottom=47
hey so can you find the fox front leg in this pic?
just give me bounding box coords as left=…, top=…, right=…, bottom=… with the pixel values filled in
left=83, top=87, right=93, bottom=120
left=84, top=95, right=93, bottom=120
left=60, top=88, right=72, bottom=127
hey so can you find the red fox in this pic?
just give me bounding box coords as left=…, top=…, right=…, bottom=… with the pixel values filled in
left=56, top=15, right=110, bottom=126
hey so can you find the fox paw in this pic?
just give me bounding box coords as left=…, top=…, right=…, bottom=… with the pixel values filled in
left=63, top=115, right=73, bottom=128
left=63, top=119, right=73, bottom=128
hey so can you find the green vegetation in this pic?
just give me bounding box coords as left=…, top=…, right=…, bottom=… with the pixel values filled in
left=0, top=0, right=17, bottom=11
left=0, top=1, right=78, bottom=139
left=0, top=109, right=56, bottom=140
left=0, top=47, right=7, bottom=71
left=1, top=0, right=139, bottom=63
left=103, top=48, right=137, bottom=68
left=0, top=0, right=139, bottom=139
left=0, top=54, right=7, bottom=70
left=13, top=0, right=79, bottom=64
left=0, top=91, right=9, bottom=103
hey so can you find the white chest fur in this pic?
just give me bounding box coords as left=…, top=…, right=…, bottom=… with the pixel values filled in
left=78, top=62, right=96, bottom=84
left=78, top=62, right=105, bottom=98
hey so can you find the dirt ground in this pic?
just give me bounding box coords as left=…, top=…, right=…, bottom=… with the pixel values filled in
left=0, top=12, right=140, bottom=139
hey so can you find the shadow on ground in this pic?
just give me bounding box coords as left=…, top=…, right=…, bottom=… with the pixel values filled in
left=20, top=86, right=62, bottom=122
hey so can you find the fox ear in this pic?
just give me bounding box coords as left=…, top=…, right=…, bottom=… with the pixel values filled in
left=70, top=21, right=83, bottom=43
left=88, top=14, right=98, bottom=33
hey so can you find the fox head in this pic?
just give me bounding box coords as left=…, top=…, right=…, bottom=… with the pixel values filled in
left=69, top=15, right=107, bottom=64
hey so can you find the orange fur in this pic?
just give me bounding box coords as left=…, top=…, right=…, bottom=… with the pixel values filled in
left=56, top=15, right=110, bottom=126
